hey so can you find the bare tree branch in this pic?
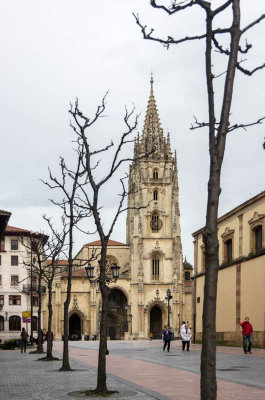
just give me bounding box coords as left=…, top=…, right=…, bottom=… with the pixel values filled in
left=236, top=62, right=265, bottom=76
left=228, top=116, right=265, bottom=132
left=241, top=14, right=265, bottom=34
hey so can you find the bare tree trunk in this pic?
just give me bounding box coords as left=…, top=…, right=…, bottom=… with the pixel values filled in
left=36, top=277, right=44, bottom=353
left=46, top=282, right=53, bottom=359
left=201, top=3, right=241, bottom=399
left=60, top=221, right=74, bottom=371
left=96, top=286, right=108, bottom=392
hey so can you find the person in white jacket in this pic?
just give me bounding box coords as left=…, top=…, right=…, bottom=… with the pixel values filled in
left=181, top=323, right=192, bottom=351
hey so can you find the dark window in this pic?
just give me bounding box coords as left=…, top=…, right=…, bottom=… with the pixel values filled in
left=11, top=256, right=18, bottom=266
left=153, top=190, right=158, bottom=201
left=225, top=239, right=233, bottom=263
left=0, top=238, right=5, bottom=252
left=0, top=275, right=2, bottom=285
left=254, top=225, right=262, bottom=253
left=11, top=239, right=18, bottom=250
left=0, top=316, right=4, bottom=331
left=32, top=316, right=37, bottom=331
left=185, top=271, right=191, bottom=281
left=0, top=255, right=1, bottom=265
left=9, top=295, right=21, bottom=305
left=33, top=296, right=39, bottom=306
left=197, top=297, right=200, bottom=303
left=152, top=255, right=160, bottom=280
left=11, top=275, right=19, bottom=286
left=9, top=315, right=21, bottom=331
left=153, top=170, right=158, bottom=179
left=0, top=295, right=4, bottom=305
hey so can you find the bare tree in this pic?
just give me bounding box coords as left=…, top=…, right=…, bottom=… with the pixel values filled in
left=68, top=96, right=152, bottom=394
left=41, top=215, right=68, bottom=361
left=133, top=1, right=265, bottom=399
left=42, top=152, right=90, bottom=371
left=22, top=233, right=49, bottom=354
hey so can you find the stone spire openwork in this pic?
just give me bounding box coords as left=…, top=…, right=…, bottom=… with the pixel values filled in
left=135, top=77, right=172, bottom=159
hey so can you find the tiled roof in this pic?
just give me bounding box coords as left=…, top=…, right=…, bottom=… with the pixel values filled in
left=6, top=225, right=30, bottom=233
left=61, top=268, right=86, bottom=277
left=47, top=259, right=68, bottom=266
left=85, top=239, right=127, bottom=247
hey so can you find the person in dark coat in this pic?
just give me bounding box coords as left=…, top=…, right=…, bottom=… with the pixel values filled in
left=20, top=327, right=29, bottom=353
left=162, top=325, right=172, bottom=352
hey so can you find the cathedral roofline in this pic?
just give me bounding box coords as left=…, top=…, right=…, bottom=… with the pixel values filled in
left=85, top=239, right=128, bottom=247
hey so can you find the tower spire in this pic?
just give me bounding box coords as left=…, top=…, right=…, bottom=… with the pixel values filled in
left=140, top=74, right=164, bottom=156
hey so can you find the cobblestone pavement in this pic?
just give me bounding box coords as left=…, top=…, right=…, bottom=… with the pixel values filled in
left=0, top=349, right=162, bottom=400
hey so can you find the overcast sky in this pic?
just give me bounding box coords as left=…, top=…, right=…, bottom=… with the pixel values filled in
left=1, top=0, right=264, bottom=263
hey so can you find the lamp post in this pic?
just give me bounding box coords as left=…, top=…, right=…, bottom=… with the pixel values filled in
left=124, top=304, right=128, bottom=334
left=165, top=288, right=173, bottom=327
left=178, top=313, right=180, bottom=333
left=85, top=262, right=120, bottom=284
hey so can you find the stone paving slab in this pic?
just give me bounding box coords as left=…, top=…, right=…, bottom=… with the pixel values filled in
left=53, top=341, right=265, bottom=400
left=0, top=350, right=160, bottom=400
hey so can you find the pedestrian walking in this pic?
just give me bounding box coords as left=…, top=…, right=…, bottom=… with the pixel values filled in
left=20, top=327, right=29, bottom=353
left=162, top=325, right=172, bottom=352
left=240, top=317, right=253, bottom=354
left=181, top=323, right=192, bottom=351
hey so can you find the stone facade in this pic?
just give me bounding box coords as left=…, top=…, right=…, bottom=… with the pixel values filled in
left=43, top=81, right=193, bottom=340
left=193, top=191, right=265, bottom=347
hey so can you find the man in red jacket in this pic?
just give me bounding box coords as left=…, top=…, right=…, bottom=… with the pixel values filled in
left=240, top=317, right=253, bottom=354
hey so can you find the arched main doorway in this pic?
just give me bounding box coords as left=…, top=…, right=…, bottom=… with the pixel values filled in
left=150, top=305, right=162, bottom=339
left=69, top=314, right=81, bottom=340
left=107, top=288, right=128, bottom=340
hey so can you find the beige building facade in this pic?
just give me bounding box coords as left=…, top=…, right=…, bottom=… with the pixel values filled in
left=193, top=191, right=265, bottom=346
left=43, top=81, right=193, bottom=340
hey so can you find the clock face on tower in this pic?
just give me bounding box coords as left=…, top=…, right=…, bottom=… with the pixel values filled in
left=150, top=211, right=163, bottom=231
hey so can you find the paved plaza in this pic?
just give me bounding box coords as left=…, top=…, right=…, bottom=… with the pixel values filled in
left=1, top=340, right=265, bottom=400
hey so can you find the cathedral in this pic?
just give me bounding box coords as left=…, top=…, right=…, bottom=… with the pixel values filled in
left=44, top=79, right=193, bottom=340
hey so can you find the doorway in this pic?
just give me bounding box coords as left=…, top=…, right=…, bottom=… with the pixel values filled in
left=69, top=314, right=81, bottom=340
left=106, top=289, right=128, bottom=340
left=150, top=305, right=162, bottom=339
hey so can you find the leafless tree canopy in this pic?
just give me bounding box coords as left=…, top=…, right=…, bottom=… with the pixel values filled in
left=134, top=2, right=264, bottom=400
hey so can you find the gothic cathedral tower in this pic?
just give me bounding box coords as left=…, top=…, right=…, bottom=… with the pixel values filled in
left=126, top=79, right=187, bottom=338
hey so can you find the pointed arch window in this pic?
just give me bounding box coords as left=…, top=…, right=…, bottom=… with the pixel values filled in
left=151, top=211, right=162, bottom=232
left=153, top=169, right=158, bottom=179
left=153, top=190, right=158, bottom=201
left=152, top=254, right=160, bottom=280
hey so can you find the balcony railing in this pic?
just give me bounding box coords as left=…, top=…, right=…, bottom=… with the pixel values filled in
left=22, top=284, right=46, bottom=293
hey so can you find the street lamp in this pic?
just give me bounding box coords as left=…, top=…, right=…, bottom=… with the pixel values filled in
left=165, top=288, right=173, bottom=327
left=85, top=262, right=120, bottom=284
